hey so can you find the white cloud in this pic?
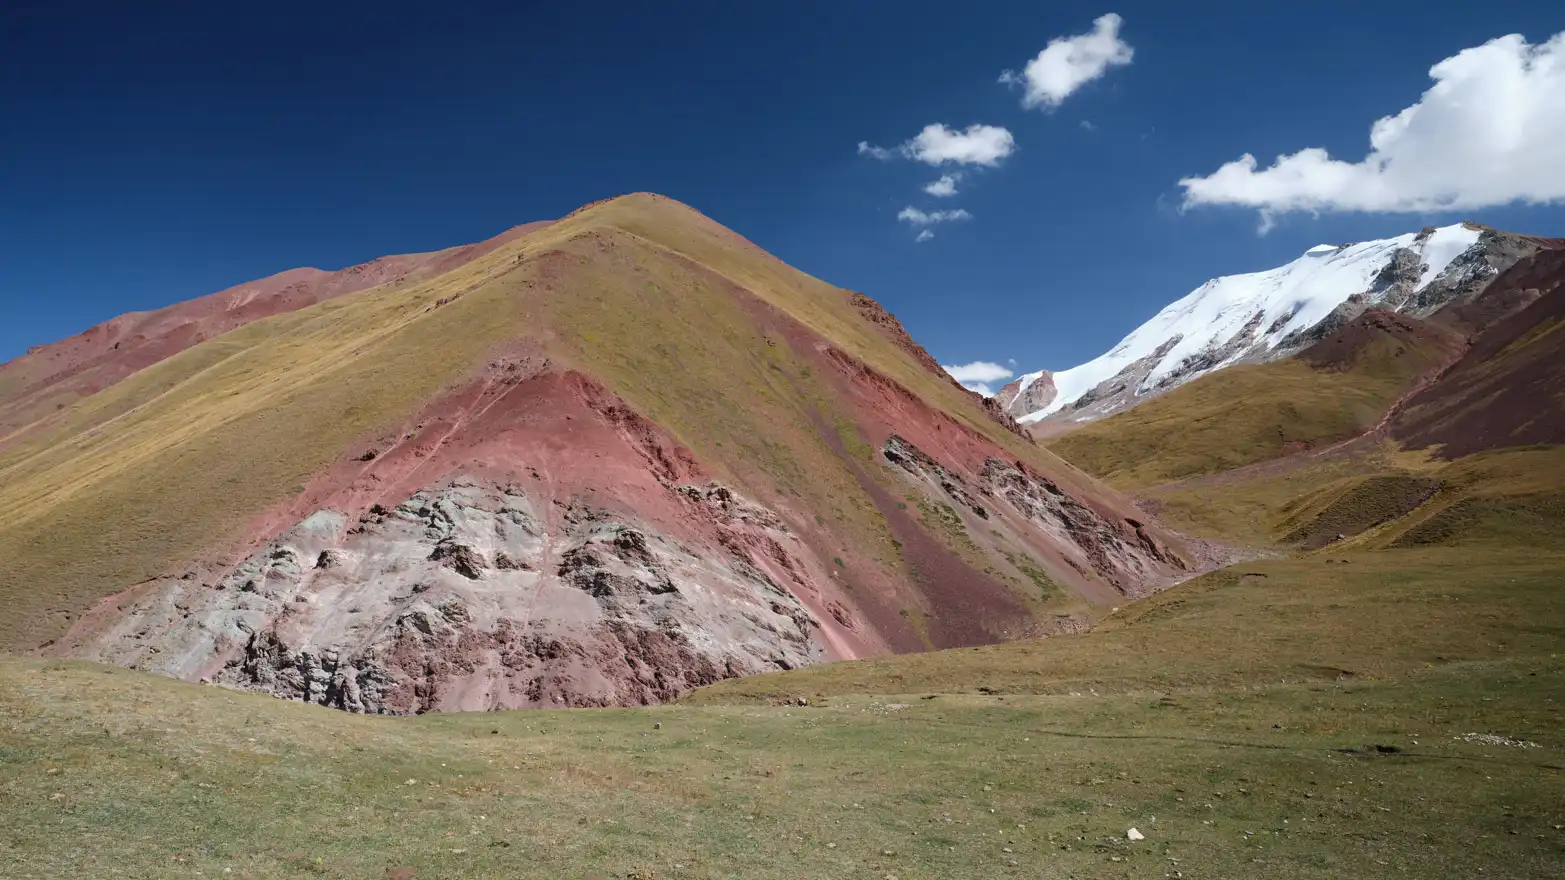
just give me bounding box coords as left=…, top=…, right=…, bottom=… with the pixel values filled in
left=924, top=174, right=961, bottom=197
left=942, top=360, right=1015, bottom=397
left=898, top=206, right=972, bottom=226
left=857, top=141, right=895, bottom=161
left=907, top=124, right=1015, bottom=166
left=1001, top=13, right=1133, bottom=110
left=859, top=124, right=1016, bottom=167
left=1180, top=31, right=1565, bottom=231
left=915, top=229, right=935, bottom=242
left=1080, top=120, right=1097, bottom=131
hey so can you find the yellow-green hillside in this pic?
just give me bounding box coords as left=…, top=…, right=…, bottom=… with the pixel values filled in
left=0, top=194, right=1119, bottom=653
left=1045, top=316, right=1459, bottom=490
left=1141, top=444, right=1565, bottom=551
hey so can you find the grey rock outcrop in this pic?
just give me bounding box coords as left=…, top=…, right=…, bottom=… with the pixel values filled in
left=80, top=477, right=825, bottom=712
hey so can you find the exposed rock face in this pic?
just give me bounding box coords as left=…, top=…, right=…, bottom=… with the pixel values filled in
left=1407, top=227, right=1551, bottom=317
left=996, top=372, right=1057, bottom=418
left=883, top=435, right=989, bottom=520
left=80, top=478, right=824, bottom=712
left=976, top=459, right=1185, bottom=595
left=1038, top=338, right=1181, bottom=424
left=881, top=435, right=1187, bottom=596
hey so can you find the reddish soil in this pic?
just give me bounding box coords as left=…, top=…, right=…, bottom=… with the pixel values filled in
left=0, top=220, right=551, bottom=436
left=1299, top=308, right=1465, bottom=373
left=849, top=290, right=1025, bottom=437
left=175, top=349, right=884, bottom=665
left=777, top=313, right=1190, bottom=624
left=1432, top=237, right=1565, bottom=336
left=1393, top=249, right=1565, bottom=458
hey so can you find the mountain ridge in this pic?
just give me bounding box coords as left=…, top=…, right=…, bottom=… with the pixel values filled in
left=1001, top=221, right=1557, bottom=425
left=0, top=220, right=554, bottom=440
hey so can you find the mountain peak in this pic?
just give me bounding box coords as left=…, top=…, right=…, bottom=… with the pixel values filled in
left=1008, top=221, right=1543, bottom=425
left=0, top=194, right=1202, bottom=711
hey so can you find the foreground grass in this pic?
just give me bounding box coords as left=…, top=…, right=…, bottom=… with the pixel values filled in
left=692, top=547, right=1565, bottom=701
left=4, top=544, right=1563, bottom=879
left=4, top=657, right=1561, bottom=880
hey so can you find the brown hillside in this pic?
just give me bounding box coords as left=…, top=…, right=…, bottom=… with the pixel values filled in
left=0, top=194, right=1202, bottom=712
left=1394, top=248, right=1565, bottom=458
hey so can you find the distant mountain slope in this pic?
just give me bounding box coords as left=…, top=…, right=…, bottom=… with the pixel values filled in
left=1001, top=223, right=1552, bottom=424
left=1393, top=247, right=1565, bottom=457
left=1042, top=308, right=1465, bottom=489
left=0, top=221, right=551, bottom=438
left=0, top=194, right=1199, bottom=712
left=1044, top=240, right=1565, bottom=559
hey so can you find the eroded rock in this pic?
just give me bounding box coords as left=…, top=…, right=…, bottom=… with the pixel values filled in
left=78, top=477, right=826, bottom=712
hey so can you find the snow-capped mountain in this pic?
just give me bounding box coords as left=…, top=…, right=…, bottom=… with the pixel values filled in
left=1001, top=222, right=1541, bottom=424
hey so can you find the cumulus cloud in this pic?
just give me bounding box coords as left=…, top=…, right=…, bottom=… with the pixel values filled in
left=898, top=206, right=972, bottom=226
left=924, top=174, right=961, bottom=197
left=1180, top=30, right=1565, bottom=232
left=942, top=360, right=1015, bottom=397
left=915, top=229, right=935, bottom=242
left=1001, top=13, right=1133, bottom=110
left=859, top=124, right=1016, bottom=167
left=908, top=124, right=1015, bottom=166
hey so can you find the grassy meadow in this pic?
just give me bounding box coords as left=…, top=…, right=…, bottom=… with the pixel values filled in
left=4, top=542, right=1563, bottom=879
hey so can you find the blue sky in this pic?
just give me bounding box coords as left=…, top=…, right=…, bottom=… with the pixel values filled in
left=3, top=1, right=1564, bottom=380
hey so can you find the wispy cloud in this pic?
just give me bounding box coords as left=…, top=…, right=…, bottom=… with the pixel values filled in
left=923, top=174, right=962, bottom=197
left=857, top=141, right=895, bottom=161
left=1001, top=13, right=1133, bottom=110
left=898, top=206, right=972, bottom=226
left=1180, top=30, right=1565, bottom=233
left=915, top=229, right=935, bottom=242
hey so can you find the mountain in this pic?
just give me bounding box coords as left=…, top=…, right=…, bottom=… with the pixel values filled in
left=1392, top=245, right=1565, bottom=457
left=0, top=194, right=1201, bottom=713
left=1043, top=234, right=1565, bottom=490
left=1036, top=229, right=1565, bottom=565
left=0, top=221, right=551, bottom=436
left=1001, top=222, right=1554, bottom=424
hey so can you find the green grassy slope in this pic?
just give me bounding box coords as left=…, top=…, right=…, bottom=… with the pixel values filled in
left=5, top=544, right=1561, bottom=879
left=1141, top=445, right=1565, bottom=551
left=1045, top=317, right=1458, bottom=491
left=689, top=545, right=1565, bottom=701
left=1044, top=361, right=1406, bottom=489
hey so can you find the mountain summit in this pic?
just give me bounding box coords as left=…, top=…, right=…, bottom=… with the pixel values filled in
left=1002, top=222, right=1552, bottom=424
left=0, top=194, right=1201, bottom=712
